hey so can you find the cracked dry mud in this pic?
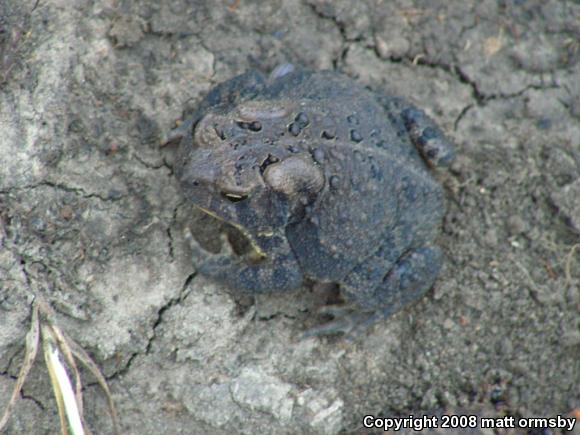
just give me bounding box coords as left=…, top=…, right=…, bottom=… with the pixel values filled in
left=1, top=0, right=578, bottom=433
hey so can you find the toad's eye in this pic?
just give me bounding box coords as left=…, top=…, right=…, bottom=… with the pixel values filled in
left=222, top=192, right=249, bottom=203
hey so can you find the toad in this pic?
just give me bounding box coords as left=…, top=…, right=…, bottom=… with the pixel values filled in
left=170, top=65, right=455, bottom=337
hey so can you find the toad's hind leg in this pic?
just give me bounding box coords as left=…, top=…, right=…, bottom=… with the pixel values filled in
left=304, top=245, right=443, bottom=339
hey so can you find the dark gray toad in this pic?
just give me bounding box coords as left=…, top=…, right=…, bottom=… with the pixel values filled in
left=171, top=66, right=455, bottom=338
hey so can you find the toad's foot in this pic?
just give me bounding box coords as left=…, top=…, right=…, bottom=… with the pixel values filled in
left=401, top=107, right=456, bottom=168
left=185, top=228, right=303, bottom=293
left=303, top=246, right=443, bottom=340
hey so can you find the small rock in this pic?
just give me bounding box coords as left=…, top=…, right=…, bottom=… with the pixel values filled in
left=230, top=367, right=294, bottom=422
left=374, top=35, right=410, bottom=59
left=507, top=215, right=526, bottom=235
left=297, top=389, right=344, bottom=434
left=483, top=228, right=498, bottom=246
left=108, top=15, right=146, bottom=48
left=443, top=318, right=455, bottom=330
left=550, top=178, right=580, bottom=232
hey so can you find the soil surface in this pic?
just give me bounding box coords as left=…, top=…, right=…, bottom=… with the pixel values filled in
left=1, top=0, right=578, bottom=434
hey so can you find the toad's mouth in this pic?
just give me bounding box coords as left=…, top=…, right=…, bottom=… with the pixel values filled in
left=196, top=206, right=267, bottom=264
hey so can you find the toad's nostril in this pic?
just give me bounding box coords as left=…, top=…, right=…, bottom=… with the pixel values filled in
left=214, top=126, right=226, bottom=140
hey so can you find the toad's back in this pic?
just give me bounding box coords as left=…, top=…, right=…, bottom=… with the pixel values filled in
left=222, top=71, right=441, bottom=282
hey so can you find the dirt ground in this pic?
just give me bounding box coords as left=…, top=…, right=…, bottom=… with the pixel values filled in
left=1, top=0, right=578, bottom=433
